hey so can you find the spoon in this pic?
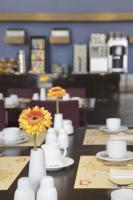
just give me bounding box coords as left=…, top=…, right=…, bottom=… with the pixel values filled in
left=108, top=178, right=133, bottom=188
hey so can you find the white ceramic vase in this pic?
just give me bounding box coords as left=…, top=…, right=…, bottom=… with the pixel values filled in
left=28, top=148, right=46, bottom=194
left=54, top=113, right=63, bottom=132
left=14, top=177, right=35, bottom=200
left=40, top=88, right=46, bottom=101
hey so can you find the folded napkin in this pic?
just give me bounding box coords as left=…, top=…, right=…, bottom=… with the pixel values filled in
left=110, top=169, right=133, bottom=179
left=110, top=134, right=133, bottom=141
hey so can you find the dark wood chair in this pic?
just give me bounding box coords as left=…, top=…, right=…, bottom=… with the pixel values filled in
left=66, top=88, right=86, bottom=98
left=7, top=88, right=39, bottom=98
left=0, top=100, right=6, bottom=129
left=30, top=100, right=80, bottom=127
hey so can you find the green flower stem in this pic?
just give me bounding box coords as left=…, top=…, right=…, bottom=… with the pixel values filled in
left=56, top=98, right=59, bottom=114
left=33, top=134, right=37, bottom=151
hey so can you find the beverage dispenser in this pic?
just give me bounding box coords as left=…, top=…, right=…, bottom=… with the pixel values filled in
left=89, top=33, right=108, bottom=73
left=107, top=32, right=128, bottom=73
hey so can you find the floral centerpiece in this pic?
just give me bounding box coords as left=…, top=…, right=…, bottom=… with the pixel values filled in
left=18, top=106, right=52, bottom=192
left=18, top=106, right=52, bottom=150
left=47, top=86, right=66, bottom=113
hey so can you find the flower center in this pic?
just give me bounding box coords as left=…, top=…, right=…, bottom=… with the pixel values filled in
left=27, top=111, right=44, bottom=125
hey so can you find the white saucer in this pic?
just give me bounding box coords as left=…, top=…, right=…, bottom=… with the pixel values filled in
left=99, top=126, right=128, bottom=133
left=5, top=103, right=19, bottom=109
left=96, top=151, right=133, bottom=162
left=0, top=135, right=29, bottom=145
left=46, top=157, right=74, bottom=171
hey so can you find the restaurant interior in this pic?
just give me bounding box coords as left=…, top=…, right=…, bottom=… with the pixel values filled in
left=1, top=0, right=133, bottom=200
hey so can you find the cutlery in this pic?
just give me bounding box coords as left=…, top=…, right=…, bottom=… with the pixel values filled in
left=108, top=178, right=133, bottom=188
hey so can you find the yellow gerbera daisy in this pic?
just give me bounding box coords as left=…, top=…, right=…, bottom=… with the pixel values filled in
left=39, top=74, right=49, bottom=82
left=18, top=106, right=52, bottom=135
left=18, top=106, right=52, bottom=150
left=47, top=86, right=66, bottom=99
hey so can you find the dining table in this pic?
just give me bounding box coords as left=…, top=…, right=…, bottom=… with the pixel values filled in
left=0, top=127, right=133, bottom=200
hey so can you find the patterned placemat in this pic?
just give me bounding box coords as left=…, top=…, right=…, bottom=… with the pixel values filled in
left=74, top=156, right=133, bottom=189
left=83, top=129, right=133, bottom=145
left=0, top=156, right=29, bottom=190
left=0, top=133, right=45, bottom=147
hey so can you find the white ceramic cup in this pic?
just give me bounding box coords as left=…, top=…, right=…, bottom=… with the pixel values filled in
left=106, top=118, right=121, bottom=131
left=0, top=93, right=3, bottom=100
left=111, top=189, right=133, bottom=200
left=41, top=143, right=67, bottom=166
left=1, top=127, right=22, bottom=142
left=62, top=93, right=70, bottom=100
left=106, top=139, right=127, bottom=158
left=4, top=97, right=14, bottom=106
left=10, top=94, right=19, bottom=104
left=32, top=93, right=39, bottom=100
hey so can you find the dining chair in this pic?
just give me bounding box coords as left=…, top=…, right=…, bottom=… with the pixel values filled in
left=0, top=100, right=6, bottom=129
left=7, top=88, right=39, bottom=98
left=66, top=88, right=86, bottom=98
left=30, top=100, right=80, bottom=127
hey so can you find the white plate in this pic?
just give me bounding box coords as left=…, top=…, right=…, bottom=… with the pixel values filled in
left=5, top=103, right=19, bottom=109
left=46, top=157, right=74, bottom=171
left=96, top=151, right=133, bottom=162
left=99, top=126, right=128, bottom=133
left=0, top=135, right=29, bottom=145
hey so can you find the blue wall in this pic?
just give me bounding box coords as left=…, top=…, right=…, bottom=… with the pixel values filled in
left=0, top=0, right=133, bottom=72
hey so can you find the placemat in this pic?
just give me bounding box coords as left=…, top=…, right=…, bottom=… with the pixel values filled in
left=83, top=129, right=133, bottom=145
left=74, top=156, right=133, bottom=189
left=0, top=156, right=29, bottom=190
left=0, top=134, right=45, bottom=147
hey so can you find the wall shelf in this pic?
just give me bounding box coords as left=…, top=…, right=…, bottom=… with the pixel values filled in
left=49, top=36, right=70, bottom=44
left=4, top=36, right=25, bottom=44
left=1, top=12, right=133, bottom=22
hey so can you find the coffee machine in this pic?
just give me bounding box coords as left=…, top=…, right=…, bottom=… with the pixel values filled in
left=107, top=32, right=128, bottom=73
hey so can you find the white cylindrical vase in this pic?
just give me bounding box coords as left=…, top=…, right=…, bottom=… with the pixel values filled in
left=28, top=148, right=46, bottom=194
left=54, top=113, right=63, bottom=132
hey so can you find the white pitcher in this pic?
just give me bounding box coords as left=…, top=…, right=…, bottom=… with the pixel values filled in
left=41, top=143, right=67, bottom=166
left=58, top=128, right=69, bottom=149
left=45, top=128, right=58, bottom=145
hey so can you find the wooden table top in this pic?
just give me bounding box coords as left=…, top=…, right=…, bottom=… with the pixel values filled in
left=0, top=127, right=133, bottom=200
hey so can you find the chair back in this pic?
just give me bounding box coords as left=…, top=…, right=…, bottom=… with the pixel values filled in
left=0, top=100, right=6, bottom=129
left=7, top=88, right=39, bottom=98
left=30, top=100, right=80, bottom=127
left=66, top=88, right=85, bottom=98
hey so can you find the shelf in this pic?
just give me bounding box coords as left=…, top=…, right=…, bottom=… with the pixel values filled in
left=128, top=36, right=133, bottom=44
left=1, top=12, right=133, bottom=22
left=4, top=36, right=25, bottom=44
left=49, top=36, right=70, bottom=44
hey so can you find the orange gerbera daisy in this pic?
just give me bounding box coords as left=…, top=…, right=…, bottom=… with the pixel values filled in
left=47, top=86, right=66, bottom=113
left=47, top=86, right=66, bottom=99
left=18, top=106, right=52, bottom=150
